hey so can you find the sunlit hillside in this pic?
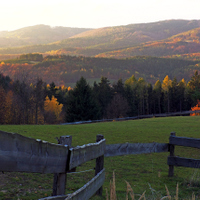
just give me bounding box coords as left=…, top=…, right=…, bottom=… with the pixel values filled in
left=1, top=20, right=200, bottom=58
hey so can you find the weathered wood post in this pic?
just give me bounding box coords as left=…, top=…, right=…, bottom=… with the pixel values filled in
left=168, top=132, right=176, bottom=177
left=95, top=134, right=104, bottom=196
left=52, top=135, right=72, bottom=196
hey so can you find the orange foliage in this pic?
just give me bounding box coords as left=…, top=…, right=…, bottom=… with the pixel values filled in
left=190, top=100, right=200, bottom=116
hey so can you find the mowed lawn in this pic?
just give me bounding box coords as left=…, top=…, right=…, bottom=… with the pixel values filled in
left=0, top=116, right=200, bottom=199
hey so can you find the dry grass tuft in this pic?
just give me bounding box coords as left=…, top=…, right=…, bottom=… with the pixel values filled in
left=107, top=172, right=196, bottom=200
left=107, top=171, right=117, bottom=200
left=125, top=180, right=135, bottom=200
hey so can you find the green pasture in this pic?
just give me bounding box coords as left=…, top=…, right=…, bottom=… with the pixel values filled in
left=0, top=116, right=200, bottom=199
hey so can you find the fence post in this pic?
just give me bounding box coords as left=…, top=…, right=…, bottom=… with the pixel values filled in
left=52, top=135, right=72, bottom=196
left=95, top=134, right=104, bottom=196
left=168, top=132, right=176, bottom=177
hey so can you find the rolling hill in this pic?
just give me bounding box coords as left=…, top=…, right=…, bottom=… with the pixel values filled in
left=0, top=25, right=92, bottom=48
left=96, top=27, right=200, bottom=58
left=0, top=20, right=200, bottom=58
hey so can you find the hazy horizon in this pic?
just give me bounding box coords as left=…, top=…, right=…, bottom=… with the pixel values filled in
left=1, top=0, right=200, bottom=32
left=1, top=18, right=200, bottom=33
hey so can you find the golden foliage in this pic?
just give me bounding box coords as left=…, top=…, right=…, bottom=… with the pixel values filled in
left=44, top=96, right=63, bottom=122
left=162, top=75, right=172, bottom=91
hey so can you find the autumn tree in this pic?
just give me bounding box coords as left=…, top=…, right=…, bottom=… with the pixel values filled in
left=190, top=100, right=200, bottom=116
left=162, top=75, right=172, bottom=113
left=44, top=96, right=63, bottom=123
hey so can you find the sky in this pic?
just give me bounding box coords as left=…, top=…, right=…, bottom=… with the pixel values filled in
left=1, top=0, right=200, bottom=31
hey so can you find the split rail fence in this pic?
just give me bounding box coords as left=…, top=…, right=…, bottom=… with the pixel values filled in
left=0, top=130, right=200, bottom=199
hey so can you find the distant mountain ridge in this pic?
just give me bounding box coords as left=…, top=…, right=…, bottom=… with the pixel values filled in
left=0, top=25, right=92, bottom=48
left=0, top=20, right=200, bottom=59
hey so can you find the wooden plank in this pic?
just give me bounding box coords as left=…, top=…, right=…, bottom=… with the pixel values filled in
left=168, top=156, right=200, bottom=168
left=66, top=169, right=105, bottom=200
left=105, top=142, right=168, bottom=157
left=169, top=135, right=200, bottom=149
left=69, top=139, right=106, bottom=170
left=0, top=131, right=68, bottom=173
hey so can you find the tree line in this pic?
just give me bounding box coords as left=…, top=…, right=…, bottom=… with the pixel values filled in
left=0, top=71, right=200, bottom=124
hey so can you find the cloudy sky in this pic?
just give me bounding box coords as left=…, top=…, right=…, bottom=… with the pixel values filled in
left=1, top=0, right=200, bottom=31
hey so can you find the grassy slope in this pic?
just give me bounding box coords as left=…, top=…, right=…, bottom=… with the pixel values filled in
left=0, top=116, right=200, bottom=199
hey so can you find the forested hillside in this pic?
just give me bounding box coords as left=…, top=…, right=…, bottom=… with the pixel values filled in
left=1, top=20, right=200, bottom=59
left=0, top=54, right=199, bottom=86
left=97, top=27, right=200, bottom=58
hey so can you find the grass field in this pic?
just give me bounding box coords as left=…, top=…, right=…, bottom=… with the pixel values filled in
left=1, top=116, right=200, bottom=199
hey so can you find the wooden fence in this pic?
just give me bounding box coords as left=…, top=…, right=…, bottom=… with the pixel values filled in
left=168, top=132, right=200, bottom=177
left=1, top=130, right=200, bottom=199
left=0, top=131, right=106, bottom=200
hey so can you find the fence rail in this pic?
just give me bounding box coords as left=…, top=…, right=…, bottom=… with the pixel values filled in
left=0, top=131, right=68, bottom=174
left=66, top=169, right=105, bottom=200
left=169, top=135, right=200, bottom=149
left=168, top=157, right=200, bottom=169
left=69, top=139, right=106, bottom=170
left=40, top=169, right=105, bottom=200
left=105, top=142, right=168, bottom=157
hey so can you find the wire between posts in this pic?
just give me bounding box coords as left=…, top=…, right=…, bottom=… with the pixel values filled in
left=67, top=168, right=95, bottom=174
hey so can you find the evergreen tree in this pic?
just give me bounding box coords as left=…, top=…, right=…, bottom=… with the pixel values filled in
left=177, top=79, right=186, bottom=112
left=169, top=77, right=179, bottom=112
left=65, top=77, right=99, bottom=122
left=94, top=77, right=114, bottom=118
left=153, top=80, right=162, bottom=114
left=187, top=70, right=200, bottom=105
left=48, top=82, right=58, bottom=99
left=33, top=79, right=46, bottom=124
left=113, top=79, right=125, bottom=97
left=124, top=75, right=138, bottom=116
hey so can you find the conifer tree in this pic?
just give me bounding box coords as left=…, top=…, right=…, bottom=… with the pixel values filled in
left=65, top=77, right=99, bottom=122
